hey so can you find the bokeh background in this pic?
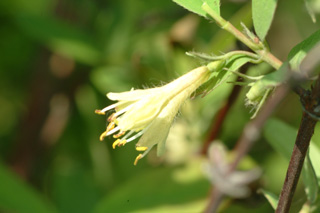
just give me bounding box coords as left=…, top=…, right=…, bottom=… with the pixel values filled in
left=1, top=0, right=320, bottom=212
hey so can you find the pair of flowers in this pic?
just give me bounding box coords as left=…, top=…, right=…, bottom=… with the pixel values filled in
left=95, top=65, right=213, bottom=165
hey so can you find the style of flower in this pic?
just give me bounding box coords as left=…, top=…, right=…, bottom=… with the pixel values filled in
left=95, top=66, right=210, bottom=165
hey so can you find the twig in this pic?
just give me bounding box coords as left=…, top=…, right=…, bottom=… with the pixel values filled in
left=202, top=2, right=282, bottom=70
left=204, top=188, right=224, bottom=213
left=204, top=84, right=290, bottom=213
left=276, top=75, right=320, bottom=213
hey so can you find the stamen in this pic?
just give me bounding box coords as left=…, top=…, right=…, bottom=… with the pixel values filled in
left=126, top=130, right=144, bottom=143
left=95, top=104, right=117, bottom=115
left=107, top=113, right=116, bottom=122
left=122, top=130, right=135, bottom=140
left=119, top=140, right=127, bottom=146
left=95, top=109, right=106, bottom=115
left=136, top=146, right=148, bottom=151
left=134, top=154, right=143, bottom=166
left=106, top=126, right=120, bottom=136
left=99, top=131, right=107, bottom=141
left=113, top=131, right=126, bottom=138
left=112, top=138, right=127, bottom=149
left=113, top=104, right=133, bottom=118
left=106, top=122, right=115, bottom=133
left=112, top=139, right=121, bottom=149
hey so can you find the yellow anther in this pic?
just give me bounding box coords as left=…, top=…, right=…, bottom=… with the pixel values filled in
left=113, top=131, right=126, bottom=138
left=95, top=109, right=105, bottom=115
left=119, top=140, right=127, bottom=146
left=99, top=131, right=107, bottom=141
left=134, top=154, right=143, bottom=166
left=112, top=139, right=121, bottom=149
left=106, top=122, right=115, bottom=133
left=136, top=146, right=148, bottom=151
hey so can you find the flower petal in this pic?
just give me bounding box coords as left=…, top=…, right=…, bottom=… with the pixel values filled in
left=117, top=96, right=168, bottom=131
left=135, top=116, right=172, bottom=156
left=107, top=87, right=160, bottom=101
left=135, top=87, right=189, bottom=155
left=162, top=66, right=210, bottom=98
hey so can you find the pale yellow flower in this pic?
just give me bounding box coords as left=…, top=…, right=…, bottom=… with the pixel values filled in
left=95, top=66, right=210, bottom=165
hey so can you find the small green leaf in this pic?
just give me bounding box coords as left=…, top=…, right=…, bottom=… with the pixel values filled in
left=173, top=0, right=220, bottom=17
left=258, top=189, right=278, bottom=209
left=263, top=119, right=295, bottom=159
left=226, top=54, right=255, bottom=72
left=302, top=153, right=319, bottom=204
left=252, top=0, right=278, bottom=41
left=288, top=29, right=320, bottom=71
left=0, top=162, right=57, bottom=213
left=194, top=66, right=229, bottom=97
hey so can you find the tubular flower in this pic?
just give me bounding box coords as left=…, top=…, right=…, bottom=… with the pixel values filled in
left=95, top=66, right=210, bottom=165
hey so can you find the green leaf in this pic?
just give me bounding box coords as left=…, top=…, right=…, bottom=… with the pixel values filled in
left=252, top=0, right=278, bottom=41
left=173, top=0, right=220, bottom=17
left=226, top=54, right=256, bottom=72
left=194, top=66, right=230, bottom=97
left=258, top=189, right=278, bottom=209
left=0, top=162, right=57, bottom=213
left=94, top=165, right=209, bottom=213
left=263, top=119, right=320, bottom=202
left=302, top=153, right=319, bottom=204
left=288, top=29, right=320, bottom=71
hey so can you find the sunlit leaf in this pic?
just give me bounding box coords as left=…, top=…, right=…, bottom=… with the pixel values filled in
left=258, top=189, right=278, bottom=209
left=173, top=0, right=220, bottom=17
left=252, top=0, right=278, bottom=41
left=302, top=153, right=319, bottom=204
left=288, top=29, right=320, bottom=71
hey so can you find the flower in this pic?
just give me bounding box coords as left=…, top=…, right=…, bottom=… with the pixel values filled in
left=95, top=66, right=210, bottom=165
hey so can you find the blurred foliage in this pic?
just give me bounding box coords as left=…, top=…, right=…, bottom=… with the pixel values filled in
left=0, top=0, right=320, bottom=212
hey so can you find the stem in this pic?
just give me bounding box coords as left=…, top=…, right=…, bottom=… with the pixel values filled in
left=202, top=3, right=282, bottom=70
left=204, top=188, right=224, bottom=213
left=276, top=75, right=320, bottom=212
left=275, top=113, right=317, bottom=213
left=204, top=84, right=290, bottom=212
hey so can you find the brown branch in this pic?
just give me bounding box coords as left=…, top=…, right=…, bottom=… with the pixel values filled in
left=204, top=84, right=291, bottom=213
left=276, top=75, right=320, bottom=213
